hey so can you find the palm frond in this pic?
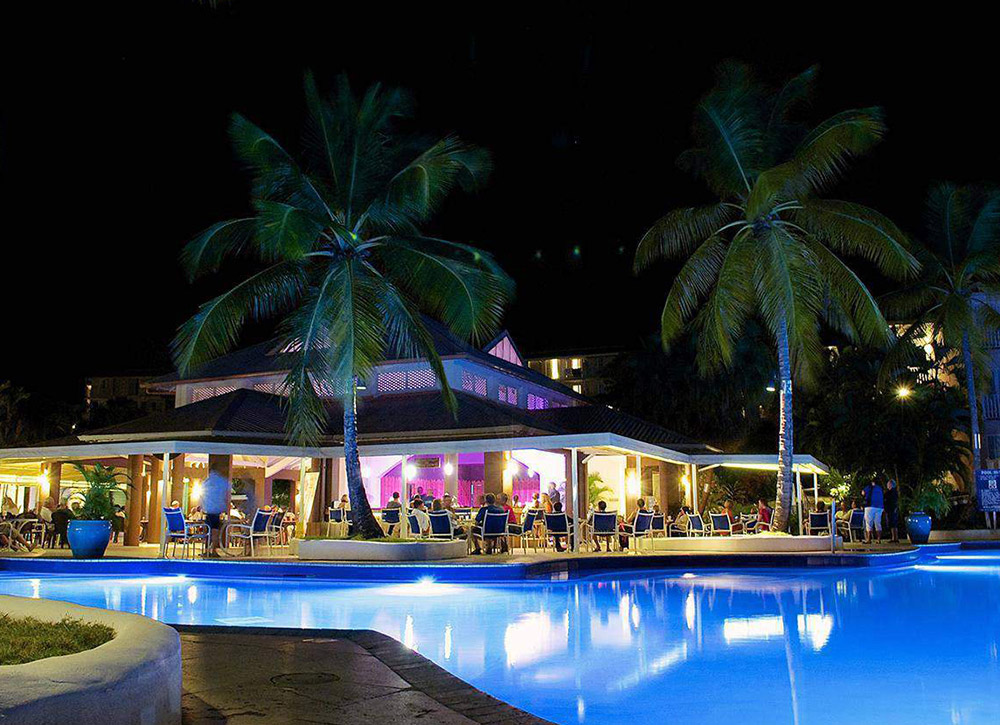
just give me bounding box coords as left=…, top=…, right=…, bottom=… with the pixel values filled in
left=659, top=235, right=728, bottom=348
left=181, top=218, right=256, bottom=281
left=252, top=200, right=326, bottom=261
left=634, top=203, right=737, bottom=272
left=793, top=200, right=918, bottom=280
left=173, top=261, right=306, bottom=375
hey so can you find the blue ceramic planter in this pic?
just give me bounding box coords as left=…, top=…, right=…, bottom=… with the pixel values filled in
left=906, top=512, right=933, bottom=545
left=67, top=520, right=113, bottom=558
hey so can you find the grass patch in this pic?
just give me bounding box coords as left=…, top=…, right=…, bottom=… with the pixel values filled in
left=0, top=614, right=115, bottom=666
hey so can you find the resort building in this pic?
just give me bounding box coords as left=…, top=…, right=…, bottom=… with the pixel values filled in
left=0, top=321, right=825, bottom=547
left=526, top=348, right=622, bottom=398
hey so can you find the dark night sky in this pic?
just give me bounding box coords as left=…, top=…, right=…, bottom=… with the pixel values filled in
left=1, top=2, right=996, bottom=404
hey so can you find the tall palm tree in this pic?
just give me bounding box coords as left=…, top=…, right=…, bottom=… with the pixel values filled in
left=175, top=74, right=513, bottom=538
left=883, top=183, right=1000, bottom=480
left=634, top=63, right=918, bottom=530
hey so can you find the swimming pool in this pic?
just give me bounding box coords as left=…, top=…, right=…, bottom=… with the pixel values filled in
left=3, top=548, right=999, bottom=724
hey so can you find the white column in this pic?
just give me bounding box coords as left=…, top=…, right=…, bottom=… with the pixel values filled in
left=796, top=470, right=804, bottom=536
left=159, top=452, right=171, bottom=557
left=813, top=472, right=819, bottom=505
left=569, top=447, right=579, bottom=553
left=399, top=454, right=409, bottom=539
left=691, top=465, right=700, bottom=512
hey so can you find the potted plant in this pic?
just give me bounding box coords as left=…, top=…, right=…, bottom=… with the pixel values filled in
left=905, top=480, right=953, bottom=545
left=67, top=463, right=128, bottom=558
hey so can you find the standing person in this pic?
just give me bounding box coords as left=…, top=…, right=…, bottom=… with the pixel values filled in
left=884, top=479, right=900, bottom=543
left=757, top=498, right=773, bottom=531
left=201, top=468, right=229, bottom=558
left=862, top=479, right=884, bottom=545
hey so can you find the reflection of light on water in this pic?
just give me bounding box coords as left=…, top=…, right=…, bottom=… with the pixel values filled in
left=610, top=644, right=688, bottom=691
left=187, top=585, right=199, bottom=604
left=444, top=624, right=452, bottom=660
left=577, top=696, right=586, bottom=722
left=685, top=592, right=695, bottom=630
left=797, top=613, right=833, bottom=651
left=30, top=578, right=40, bottom=599
left=403, top=614, right=416, bottom=650
left=226, top=587, right=238, bottom=604
left=619, top=594, right=631, bottom=636
left=916, top=564, right=1000, bottom=573
left=723, top=616, right=783, bottom=643
left=372, top=577, right=467, bottom=598
left=681, top=572, right=696, bottom=579
left=504, top=611, right=567, bottom=667
left=631, top=603, right=640, bottom=629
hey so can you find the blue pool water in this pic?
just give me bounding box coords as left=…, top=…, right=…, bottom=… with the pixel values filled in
left=3, top=550, right=1000, bottom=724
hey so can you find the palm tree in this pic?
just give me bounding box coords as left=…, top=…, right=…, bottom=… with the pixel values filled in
left=175, top=74, right=514, bottom=538
left=634, top=63, right=918, bottom=530
left=882, top=183, right=1000, bottom=481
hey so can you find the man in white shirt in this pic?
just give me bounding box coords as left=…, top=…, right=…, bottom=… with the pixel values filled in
left=409, top=498, right=431, bottom=536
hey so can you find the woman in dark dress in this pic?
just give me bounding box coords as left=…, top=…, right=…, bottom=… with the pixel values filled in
left=884, top=479, right=900, bottom=543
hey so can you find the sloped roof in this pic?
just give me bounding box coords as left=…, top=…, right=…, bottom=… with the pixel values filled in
left=71, top=388, right=713, bottom=453
left=149, top=320, right=584, bottom=402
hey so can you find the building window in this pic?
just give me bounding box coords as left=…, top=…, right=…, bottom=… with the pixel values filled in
left=498, top=384, right=518, bottom=406
left=572, top=384, right=582, bottom=394
left=487, top=336, right=523, bottom=366
left=377, top=371, right=407, bottom=392
left=462, top=371, right=488, bottom=397
left=527, top=393, right=549, bottom=410
left=548, top=359, right=560, bottom=380
left=406, top=368, right=436, bottom=390
left=191, top=384, right=238, bottom=403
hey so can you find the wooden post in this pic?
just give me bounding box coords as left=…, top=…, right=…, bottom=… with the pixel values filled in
left=576, top=450, right=588, bottom=519
left=444, top=453, right=459, bottom=499
left=147, top=456, right=164, bottom=545
left=484, top=452, right=504, bottom=497
left=170, top=454, right=186, bottom=509
left=657, top=461, right=671, bottom=513
left=125, top=455, right=144, bottom=546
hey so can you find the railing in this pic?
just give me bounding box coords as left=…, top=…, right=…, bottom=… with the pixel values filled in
left=983, top=395, right=1000, bottom=420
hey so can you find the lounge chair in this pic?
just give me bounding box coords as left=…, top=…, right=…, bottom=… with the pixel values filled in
left=622, top=511, right=655, bottom=551
left=327, top=507, right=350, bottom=538
left=543, top=512, right=574, bottom=552
left=512, top=508, right=541, bottom=553
left=163, top=507, right=208, bottom=558
left=650, top=513, right=667, bottom=538
left=474, top=511, right=510, bottom=554
left=407, top=513, right=425, bottom=538
left=380, top=507, right=401, bottom=536
left=226, top=509, right=278, bottom=556
left=709, top=512, right=743, bottom=536
left=453, top=507, right=473, bottom=518
left=428, top=510, right=454, bottom=539
left=837, top=509, right=865, bottom=542
left=806, top=511, right=832, bottom=536
left=591, top=511, right=618, bottom=551
left=670, top=512, right=706, bottom=537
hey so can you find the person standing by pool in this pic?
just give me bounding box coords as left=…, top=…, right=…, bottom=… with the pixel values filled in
left=862, top=479, right=884, bottom=544
left=201, top=468, right=229, bottom=557
left=884, top=479, right=900, bottom=543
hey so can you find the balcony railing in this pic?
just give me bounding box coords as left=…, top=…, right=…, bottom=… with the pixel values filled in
left=983, top=395, right=1000, bottom=420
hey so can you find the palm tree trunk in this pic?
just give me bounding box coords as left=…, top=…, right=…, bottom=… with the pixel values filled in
left=962, top=332, right=982, bottom=475
left=343, top=378, right=384, bottom=539
left=772, top=320, right=794, bottom=532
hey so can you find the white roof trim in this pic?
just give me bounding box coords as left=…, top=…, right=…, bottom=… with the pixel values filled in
left=691, top=453, right=829, bottom=475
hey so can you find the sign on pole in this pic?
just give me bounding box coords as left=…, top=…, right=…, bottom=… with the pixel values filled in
left=975, top=469, right=1000, bottom=512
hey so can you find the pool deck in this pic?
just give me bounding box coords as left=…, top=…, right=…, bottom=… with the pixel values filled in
left=178, top=626, right=550, bottom=724
left=1, top=539, right=976, bottom=581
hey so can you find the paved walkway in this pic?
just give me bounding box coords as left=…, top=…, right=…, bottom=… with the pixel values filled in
left=177, top=627, right=549, bottom=724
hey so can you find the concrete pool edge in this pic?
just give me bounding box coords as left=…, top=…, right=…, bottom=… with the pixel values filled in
left=173, top=623, right=554, bottom=725
left=0, top=595, right=182, bottom=725
left=0, top=545, right=965, bottom=581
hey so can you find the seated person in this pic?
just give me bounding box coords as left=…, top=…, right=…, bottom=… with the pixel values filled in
left=385, top=492, right=402, bottom=509
left=722, top=500, right=744, bottom=534
left=588, top=500, right=613, bottom=552
left=335, top=493, right=351, bottom=511
left=409, top=498, right=431, bottom=537
left=499, top=493, right=521, bottom=534
left=756, top=498, right=773, bottom=530
left=550, top=501, right=574, bottom=552
left=672, top=505, right=692, bottom=533
left=471, top=493, right=506, bottom=554
left=619, top=498, right=651, bottom=549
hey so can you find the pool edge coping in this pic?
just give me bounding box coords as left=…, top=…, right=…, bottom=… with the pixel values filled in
left=173, top=624, right=553, bottom=725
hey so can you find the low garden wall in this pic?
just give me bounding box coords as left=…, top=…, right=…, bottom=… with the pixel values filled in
left=649, top=534, right=841, bottom=552
left=0, top=595, right=182, bottom=725
left=291, top=537, right=467, bottom=561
